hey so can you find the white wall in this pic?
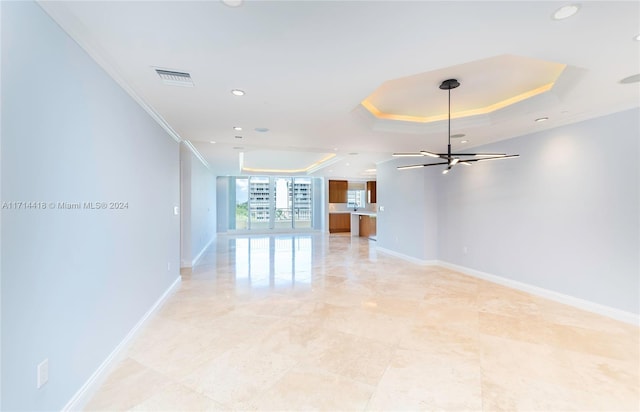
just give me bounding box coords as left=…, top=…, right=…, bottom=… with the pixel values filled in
left=1, top=2, right=180, bottom=410
left=216, top=177, right=231, bottom=232
left=189, top=152, right=216, bottom=265
left=377, top=160, right=439, bottom=262
left=180, top=144, right=216, bottom=267
left=377, top=108, right=639, bottom=315
left=437, top=108, right=639, bottom=314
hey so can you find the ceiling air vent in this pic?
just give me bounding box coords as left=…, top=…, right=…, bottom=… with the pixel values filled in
left=155, top=69, right=194, bottom=87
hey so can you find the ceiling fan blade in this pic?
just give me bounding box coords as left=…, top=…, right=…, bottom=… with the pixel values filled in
left=397, top=161, right=448, bottom=170
left=392, top=152, right=425, bottom=157
left=464, top=154, right=520, bottom=163
left=419, top=150, right=442, bottom=158
left=445, top=153, right=507, bottom=157
left=474, top=153, right=508, bottom=157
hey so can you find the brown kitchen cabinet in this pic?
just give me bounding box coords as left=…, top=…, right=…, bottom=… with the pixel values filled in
left=359, top=214, right=377, bottom=238
left=329, top=180, right=348, bottom=203
left=367, top=181, right=377, bottom=204
left=329, top=213, right=351, bottom=233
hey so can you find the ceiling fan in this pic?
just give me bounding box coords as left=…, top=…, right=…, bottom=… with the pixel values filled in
left=393, top=78, right=519, bottom=174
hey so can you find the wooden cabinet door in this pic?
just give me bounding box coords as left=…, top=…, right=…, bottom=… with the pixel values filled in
left=359, top=215, right=376, bottom=238
left=359, top=215, right=370, bottom=238
left=329, top=180, right=348, bottom=203
left=367, top=181, right=377, bottom=204
left=329, top=213, right=351, bottom=233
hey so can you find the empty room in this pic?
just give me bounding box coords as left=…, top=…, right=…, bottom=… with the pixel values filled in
left=1, top=1, right=638, bottom=411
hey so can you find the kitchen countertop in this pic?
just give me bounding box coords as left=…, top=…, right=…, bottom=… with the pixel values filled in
left=351, top=211, right=377, bottom=216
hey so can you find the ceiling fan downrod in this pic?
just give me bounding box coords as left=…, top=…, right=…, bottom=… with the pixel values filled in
left=439, top=79, right=459, bottom=166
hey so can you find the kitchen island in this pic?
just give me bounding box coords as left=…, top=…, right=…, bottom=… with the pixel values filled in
left=350, top=211, right=377, bottom=240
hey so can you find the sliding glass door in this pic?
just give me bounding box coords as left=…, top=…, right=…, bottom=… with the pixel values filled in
left=249, top=176, right=271, bottom=230
left=274, top=177, right=293, bottom=229
left=232, top=176, right=313, bottom=231
left=293, top=177, right=312, bottom=228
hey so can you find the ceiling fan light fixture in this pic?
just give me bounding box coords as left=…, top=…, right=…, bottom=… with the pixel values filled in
left=397, top=164, right=425, bottom=170
left=476, top=154, right=520, bottom=162
left=397, top=78, right=518, bottom=173
left=393, top=153, right=424, bottom=157
left=420, top=151, right=441, bottom=158
left=231, top=89, right=245, bottom=96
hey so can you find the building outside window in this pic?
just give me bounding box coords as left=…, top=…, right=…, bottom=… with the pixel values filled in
left=233, top=176, right=313, bottom=231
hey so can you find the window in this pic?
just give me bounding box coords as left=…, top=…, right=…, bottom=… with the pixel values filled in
left=347, top=189, right=365, bottom=208
left=231, top=176, right=315, bottom=231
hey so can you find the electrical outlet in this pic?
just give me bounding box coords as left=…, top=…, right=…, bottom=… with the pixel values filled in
left=37, top=359, right=48, bottom=389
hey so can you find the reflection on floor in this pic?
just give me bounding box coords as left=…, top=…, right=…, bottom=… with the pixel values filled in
left=86, top=233, right=639, bottom=411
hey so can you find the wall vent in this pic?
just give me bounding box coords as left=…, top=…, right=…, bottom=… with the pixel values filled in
left=155, top=69, right=194, bottom=87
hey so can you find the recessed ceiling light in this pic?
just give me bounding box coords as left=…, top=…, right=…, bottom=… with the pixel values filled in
left=209, top=141, right=216, bottom=144
left=365, top=168, right=376, bottom=172
left=460, top=140, right=468, bottom=144
left=254, top=127, right=270, bottom=133
left=233, top=126, right=242, bottom=131
left=231, top=89, right=245, bottom=96
left=222, top=0, right=243, bottom=7
left=620, top=73, right=640, bottom=84
left=535, top=117, right=549, bottom=122
left=552, top=4, right=580, bottom=20
left=634, top=34, right=640, bottom=41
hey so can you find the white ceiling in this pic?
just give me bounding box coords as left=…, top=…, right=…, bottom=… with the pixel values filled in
left=39, top=1, right=640, bottom=179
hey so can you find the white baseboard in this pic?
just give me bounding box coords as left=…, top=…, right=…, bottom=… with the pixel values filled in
left=376, top=246, right=437, bottom=266
left=437, top=261, right=639, bottom=326
left=62, top=276, right=182, bottom=411
left=191, top=236, right=215, bottom=267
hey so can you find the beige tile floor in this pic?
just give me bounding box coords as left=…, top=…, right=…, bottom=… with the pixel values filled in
left=86, top=233, right=639, bottom=411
